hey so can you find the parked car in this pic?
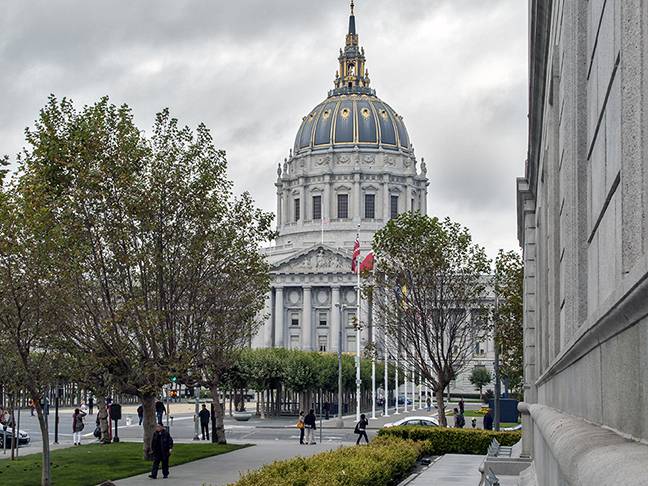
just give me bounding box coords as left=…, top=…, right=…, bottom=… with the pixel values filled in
left=383, top=416, right=439, bottom=428
left=0, top=427, right=31, bottom=448
left=397, top=395, right=413, bottom=405
left=502, top=424, right=523, bottom=431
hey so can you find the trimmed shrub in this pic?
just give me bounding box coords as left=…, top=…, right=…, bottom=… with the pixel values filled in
left=377, top=426, right=521, bottom=456
left=230, top=437, right=421, bottom=486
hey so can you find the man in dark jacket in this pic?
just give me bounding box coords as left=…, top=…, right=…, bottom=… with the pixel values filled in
left=199, top=404, right=211, bottom=440
left=483, top=408, right=494, bottom=430
left=155, top=400, right=166, bottom=425
left=304, top=409, right=317, bottom=445
left=149, top=424, right=174, bottom=479
left=137, top=405, right=144, bottom=426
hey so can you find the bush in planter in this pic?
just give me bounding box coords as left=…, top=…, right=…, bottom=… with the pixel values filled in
left=230, top=437, right=421, bottom=486
left=377, top=426, right=521, bottom=456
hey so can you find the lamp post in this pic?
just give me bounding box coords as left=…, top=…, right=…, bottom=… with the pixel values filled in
left=335, top=303, right=345, bottom=428
left=494, top=294, right=501, bottom=431
left=193, top=385, right=200, bottom=441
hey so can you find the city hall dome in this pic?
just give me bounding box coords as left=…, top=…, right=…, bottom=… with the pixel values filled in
left=294, top=94, right=411, bottom=154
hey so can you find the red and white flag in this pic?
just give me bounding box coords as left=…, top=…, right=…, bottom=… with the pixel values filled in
left=360, top=251, right=375, bottom=272
left=351, top=236, right=361, bottom=273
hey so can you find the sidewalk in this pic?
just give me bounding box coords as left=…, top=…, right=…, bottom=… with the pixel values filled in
left=112, top=441, right=341, bottom=486
left=406, top=454, right=484, bottom=486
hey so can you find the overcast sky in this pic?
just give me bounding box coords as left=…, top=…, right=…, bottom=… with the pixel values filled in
left=0, top=0, right=527, bottom=258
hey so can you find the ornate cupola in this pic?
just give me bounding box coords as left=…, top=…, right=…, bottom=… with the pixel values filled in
left=333, top=1, right=372, bottom=95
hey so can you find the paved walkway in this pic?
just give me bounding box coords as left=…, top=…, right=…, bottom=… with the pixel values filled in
left=407, top=454, right=484, bottom=486
left=112, top=440, right=342, bottom=486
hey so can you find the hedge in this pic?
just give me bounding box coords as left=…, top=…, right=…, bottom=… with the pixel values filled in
left=230, top=437, right=421, bottom=486
left=377, top=426, right=522, bottom=456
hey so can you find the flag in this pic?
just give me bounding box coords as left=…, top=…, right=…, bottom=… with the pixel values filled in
left=360, top=251, right=375, bottom=272
left=351, top=236, right=360, bottom=272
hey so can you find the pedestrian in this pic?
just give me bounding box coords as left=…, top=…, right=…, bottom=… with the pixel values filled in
left=199, top=404, right=211, bottom=440
left=149, top=424, right=174, bottom=480
left=137, top=404, right=144, bottom=426
left=354, top=413, right=369, bottom=445
left=426, top=396, right=431, bottom=412
left=459, top=396, right=465, bottom=415
left=28, top=399, right=35, bottom=416
left=304, top=409, right=317, bottom=445
left=72, top=408, right=87, bottom=445
left=453, top=408, right=465, bottom=429
left=296, top=411, right=305, bottom=445
left=88, top=396, right=94, bottom=415
left=483, top=408, right=494, bottom=430
left=155, top=400, right=166, bottom=425
left=471, top=418, right=477, bottom=429
left=323, top=402, right=330, bottom=420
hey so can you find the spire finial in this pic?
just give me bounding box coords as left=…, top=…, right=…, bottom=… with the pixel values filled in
left=350, top=0, right=355, bottom=15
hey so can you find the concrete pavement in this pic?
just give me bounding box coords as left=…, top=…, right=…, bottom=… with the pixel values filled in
left=406, top=454, right=484, bottom=486
left=112, top=441, right=342, bottom=486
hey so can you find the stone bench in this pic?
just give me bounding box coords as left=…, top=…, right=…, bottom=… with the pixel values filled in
left=487, top=438, right=513, bottom=458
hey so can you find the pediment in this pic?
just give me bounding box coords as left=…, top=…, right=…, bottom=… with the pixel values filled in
left=272, top=245, right=351, bottom=275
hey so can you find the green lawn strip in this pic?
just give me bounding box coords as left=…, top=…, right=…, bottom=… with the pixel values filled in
left=0, top=442, right=246, bottom=486
left=447, top=410, right=485, bottom=417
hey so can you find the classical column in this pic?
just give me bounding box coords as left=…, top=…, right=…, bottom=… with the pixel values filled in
left=331, top=286, right=341, bottom=352
left=276, top=190, right=282, bottom=227
left=264, top=292, right=273, bottom=348
left=324, top=174, right=331, bottom=222
left=274, top=287, right=285, bottom=347
left=383, top=175, right=390, bottom=220
left=302, top=286, right=312, bottom=351
left=353, top=172, right=361, bottom=222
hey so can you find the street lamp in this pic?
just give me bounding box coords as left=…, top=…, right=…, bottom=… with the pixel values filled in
left=334, top=303, right=346, bottom=428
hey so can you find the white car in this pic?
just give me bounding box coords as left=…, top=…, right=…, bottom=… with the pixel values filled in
left=383, top=416, right=439, bottom=428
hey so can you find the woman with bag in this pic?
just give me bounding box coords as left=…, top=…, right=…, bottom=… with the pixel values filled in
left=72, top=408, right=87, bottom=445
left=354, top=413, right=369, bottom=445
left=296, top=411, right=305, bottom=444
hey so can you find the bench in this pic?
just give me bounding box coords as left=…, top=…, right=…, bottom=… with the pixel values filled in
left=484, top=468, right=500, bottom=486
left=487, top=438, right=513, bottom=457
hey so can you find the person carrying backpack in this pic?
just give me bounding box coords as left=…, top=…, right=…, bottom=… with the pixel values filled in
left=354, top=414, right=369, bottom=445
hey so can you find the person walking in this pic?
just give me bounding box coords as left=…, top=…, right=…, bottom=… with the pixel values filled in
left=155, top=400, right=166, bottom=425
left=483, top=408, right=494, bottom=430
left=137, top=404, right=144, bottom=426
left=296, top=411, right=305, bottom=445
left=453, top=408, right=465, bottom=429
left=28, top=399, right=35, bottom=416
left=426, top=396, right=432, bottom=412
left=199, top=404, right=211, bottom=440
left=355, top=413, right=369, bottom=445
left=72, top=408, right=87, bottom=445
left=459, top=397, right=465, bottom=415
left=304, top=409, right=317, bottom=445
left=149, top=424, right=174, bottom=480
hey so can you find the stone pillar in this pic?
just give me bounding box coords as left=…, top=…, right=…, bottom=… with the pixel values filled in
left=299, top=180, right=305, bottom=224
left=331, top=286, right=341, bottom=352
left=383, top=175, right=390, bottom=220
left=353, top=173, right=361, bottom=222
left=264, top=292, right=273, bottom=348
left=274, top=287, right=285, bottom=347
left=422, top=184, right=428, bottom=215
left=302, top=286, right=312, bottom=351
left=282, top=190, right=289, bottom=225
left=324, top=175, right=331, bottom=222
left=276, top=190, right=282, bottom=228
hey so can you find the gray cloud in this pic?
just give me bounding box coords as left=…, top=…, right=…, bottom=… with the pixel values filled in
left=0, top=0, right=527, bottom=259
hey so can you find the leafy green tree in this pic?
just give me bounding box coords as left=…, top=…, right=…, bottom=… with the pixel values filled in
left=469, top=367, right=492, bottom=400
left=494, top=250, right=524, bottom=397
left=372, top=213, right=491, bottom=426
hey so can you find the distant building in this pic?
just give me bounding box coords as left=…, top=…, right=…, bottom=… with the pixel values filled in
left=518, top=1, right=648, bottom=484
left=252, top=2, right=493, bottom=398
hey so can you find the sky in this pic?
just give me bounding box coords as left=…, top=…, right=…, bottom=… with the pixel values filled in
left=0, top=0, right=528, bottom=259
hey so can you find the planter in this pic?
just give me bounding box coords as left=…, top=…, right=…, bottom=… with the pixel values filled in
left=233, top=411, right=253, bottom=422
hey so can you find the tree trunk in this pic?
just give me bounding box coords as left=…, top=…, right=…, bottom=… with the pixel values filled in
left=33, top=400, right=51, bottom=486
left=210, top=385, right=226, bottom=444
left=97, top=397, right=110, bottom=444
left=259, top=390, right=266, bottom=419
left=435, top=388, right=447, bottom=427
left=141, top=394, right=156, bottom=460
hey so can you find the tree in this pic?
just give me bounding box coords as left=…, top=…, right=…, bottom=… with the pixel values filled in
left=469, top=366, right=492, bottom=400
left=494, top=250, right=524, bottom=398
left=372, top=213, right=491, bottom=426
left=0, top=165, right=66, bottom=485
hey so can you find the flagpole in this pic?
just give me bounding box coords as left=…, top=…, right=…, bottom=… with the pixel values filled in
left=394, top=349, right=399, bottom=415
left=355, top=225, right=361, bottom=424
left=383, top=291, right=389, bottom=417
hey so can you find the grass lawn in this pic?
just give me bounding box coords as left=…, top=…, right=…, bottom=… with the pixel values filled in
left=0, top=442, right=246, bottom=486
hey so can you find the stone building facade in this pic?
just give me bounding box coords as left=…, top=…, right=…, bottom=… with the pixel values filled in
left=518, top=1, right=648, bottom=484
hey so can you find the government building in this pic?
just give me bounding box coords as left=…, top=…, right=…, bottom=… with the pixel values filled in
left=517, top=1, right=648, bottom=484
left=251, top=3, right=494, bottom=397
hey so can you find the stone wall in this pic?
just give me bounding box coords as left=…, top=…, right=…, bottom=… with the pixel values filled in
left=519, top=1, right=648, bottom=484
